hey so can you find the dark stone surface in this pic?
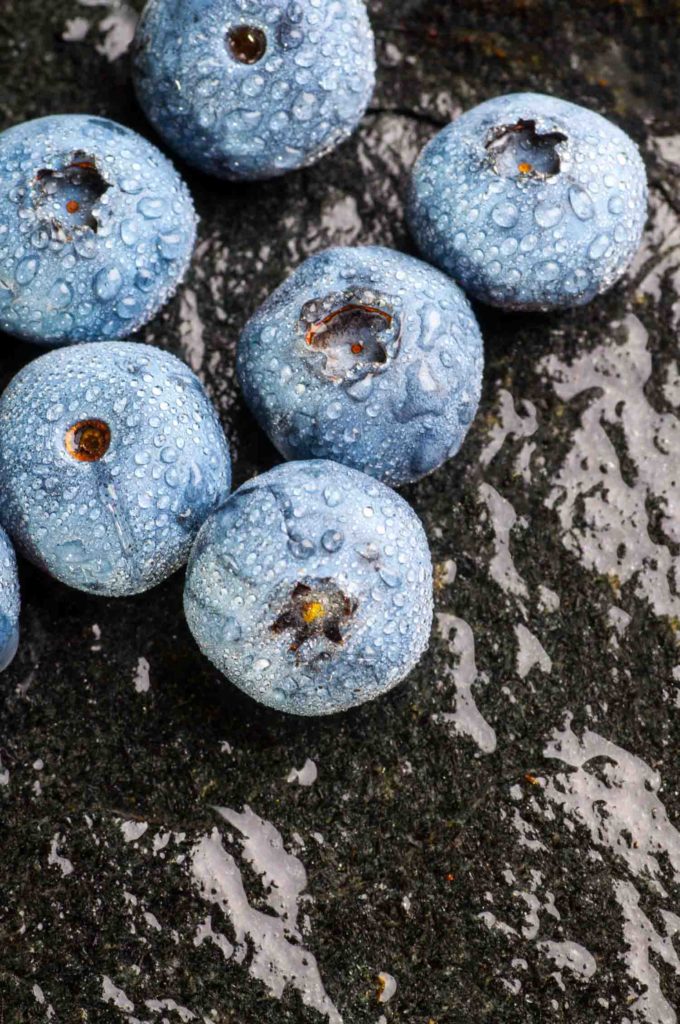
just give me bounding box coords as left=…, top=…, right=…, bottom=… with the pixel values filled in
left=2, top=2, right=680, bottom=1022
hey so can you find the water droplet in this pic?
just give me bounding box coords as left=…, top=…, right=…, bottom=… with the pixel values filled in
left=223, top=617, right=242, bottom=643
left=15, top=257, right=39, bottom=285
left=536, top=260, right=560, bottom=281
left=120, top=177, right=143, bottom=195
left=94, top=266, right=123, bottom=301
left=288, top=537, right=315, bottom=559
left=324, top=486, right=342, bottom=507
left=379, top=568, right=401, bottom=588
left=534, top=203, right=563, bottom=228
left=49, top=280, right=73, bottom=310
left=589, top=234, right=610, bottom=260
left=120, top=219, right=139, bottom=246
left=568, top=186, right=595, bottom=221
left=321, top=530, right=344, bottom=553
left=491, top=201, right=519, bottom=228
left=346, top=377, right=373, bottom=402
left=137, top=197, right=167, bottom=220
left=73, top=233, right=97, bottom=260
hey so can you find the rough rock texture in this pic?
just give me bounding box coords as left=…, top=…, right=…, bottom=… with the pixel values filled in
left=2, top=2, right=680, bottom=1023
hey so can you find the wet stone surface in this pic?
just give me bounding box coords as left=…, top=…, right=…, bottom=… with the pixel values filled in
left=2, top=1, right=680, bottom=1022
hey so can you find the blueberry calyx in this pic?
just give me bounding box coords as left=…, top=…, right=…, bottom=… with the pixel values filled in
left=486, top=119, right=567, bottom=180
left=300, top=293, right=401, bottom=385
left=64, top=419, right=112, bottom=463
left=271, top=579, right=357, bottom=659
left=227, top=25, right=267, bottom=64
left=33, top=151, right=110, bottom=241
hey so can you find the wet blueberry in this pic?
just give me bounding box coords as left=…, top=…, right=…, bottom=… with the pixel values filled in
left=0, top=527, right=20, bottom=672
left=237, top=246, right=484, bottom=486
left=184, top=460, right=433, bottom=715
left=132, top=0, right=376, bottom=180
left=0, top=343, right=231, bottom=596
left=0, top=115, right=196, bottom=344
left=408, top=93, right=648, bottom=310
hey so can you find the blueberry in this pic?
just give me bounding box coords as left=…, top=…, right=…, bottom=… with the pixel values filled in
left=237, top=246, right=484, bottom=486
left=0, top=342, right=231, bottom=596
left=132, top=0, right=376, bottom=181
left=184, top=460, right=433, bottom=715
left=408, top=93, right=648, bottom=311
left=0, top=527, right=20, bottom=672
left=0, top=115, right=196, bottom=344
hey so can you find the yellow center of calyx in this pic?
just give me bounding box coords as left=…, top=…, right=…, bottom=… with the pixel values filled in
left=301, top=600, right=325, bottom=624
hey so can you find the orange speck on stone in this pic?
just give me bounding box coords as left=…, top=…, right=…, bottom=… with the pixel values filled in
left=524, top=773, right=540, bottom=785
left=66, top=200, right=80, bottom=214
left=351, top=343, right=364, bottom=355
left=446, top=873, right=455, bottom=882
left=518, top=162, right=533, bottom=174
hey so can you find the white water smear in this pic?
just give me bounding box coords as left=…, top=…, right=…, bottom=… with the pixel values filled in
left=179, top=288, right=206, bottom=375
left=544, top=716, right=680, bottom=897
left=543, top=314, right=680, bottom=620
left=0, top=754, right=9, bottom=787
left=538, top=940, right=597, bottom=984
left=48, top=834, right=74, bottom=877
left=615, top=880, right=680, bottom=1024
left=102, top=976, right=134, bottom=1013
left=191, top=807, right=342, bottom=1024
left=377, top=972, right=397, bottom=1004
left=62, top=17, right=90, bottom=42
left=133, top=656, right=151, bottom=694
left=432, top=614, right=496, bottom=754
left=543, top=719, right=680, bottom=1022
left=120, top=820, right=149, bottom=844
left=481, top=388, right=538, bottom=481
left=478, top=483, right=529, bottom=608
left=75, top=0, right=138, bottom=61
left=287, top=759, right=318, bottom=787
left=515, top=624, right=552, bottom=679
left=144, top=998, right=196, bottom=1021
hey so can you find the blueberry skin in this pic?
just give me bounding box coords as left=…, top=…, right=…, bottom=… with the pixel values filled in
left=0, top=115, right=196, bottom=345
left=184, top=460, right=433, bottom=716
left=0, top=528, right=20, bottom=672
left=408, top=93, right=648, bottom=311
left=237, top=247, right=484, bottom=487
left=0, top=342, right=231, bottom=597
left=133, top=0, right=376, bottom=181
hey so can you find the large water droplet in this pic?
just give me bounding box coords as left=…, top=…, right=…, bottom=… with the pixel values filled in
left=491, top=201, right=519, bottom=228
left=568, top=185, right=595, bottom=221
left=93, top=266, right=123, bottom=301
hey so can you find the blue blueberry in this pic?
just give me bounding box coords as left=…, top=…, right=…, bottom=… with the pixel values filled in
left=0, top=527, right=20, bottom=672
left=133, top=0, right=376, bottom=180
left=0, top=115, right=196, bottom=344
left=408, top=93, right=648, bottom=310
left=184, top=460, right=433, bottom=715
left=237, top=246, right=484, bottom=486
left=0, top=343, right=231, bottom=597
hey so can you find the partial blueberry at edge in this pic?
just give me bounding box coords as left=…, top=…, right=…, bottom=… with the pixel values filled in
left=408, top=92, right=648, bottom=311
left=184, top=459, right=434, bottom=716
left=0, top=342, right=232, bottom=597
left=237, top=246, right=484, bottom=487
left=0, top=115, right=196, bottom=345
left=0, top=527, right=20, bottom=672
left=132, top=0, right=376, bottom=181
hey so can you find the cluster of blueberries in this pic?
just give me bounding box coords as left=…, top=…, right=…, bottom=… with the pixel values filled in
left=0, top=0, right=648, bottom=715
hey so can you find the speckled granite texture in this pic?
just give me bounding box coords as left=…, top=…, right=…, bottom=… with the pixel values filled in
left=2, top=2, right=680, bottom=1023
